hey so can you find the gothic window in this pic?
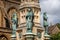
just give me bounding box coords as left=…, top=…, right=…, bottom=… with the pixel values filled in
left=22, top=15, right=25, bottom=19
left=22, top=16, right=24, bottom=18
left=21, top=10, right=25, bottom=14
left=21, top=10, right=23, bottom=14
left=36, top=16, right=38, bottom=19
left=23, top=10, right=25, bottom=13
left=24, top=15, right=25, bottom=17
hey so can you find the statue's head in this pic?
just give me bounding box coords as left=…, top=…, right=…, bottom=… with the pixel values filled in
left=44, top=12, right=46, bottom=15
left=27, top=8, right=32, bottom=12
left=26, top=7, right=34, bottom=20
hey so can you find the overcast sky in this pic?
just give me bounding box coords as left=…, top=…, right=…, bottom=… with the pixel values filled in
left=40, top=0, right=60, bottom=26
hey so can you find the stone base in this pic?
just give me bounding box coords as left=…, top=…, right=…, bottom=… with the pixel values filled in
left=11, top=35, right=16, bottom=40
left=44, top=34, right=50, bottom=40
left=24, top=33, right=35, bottom=40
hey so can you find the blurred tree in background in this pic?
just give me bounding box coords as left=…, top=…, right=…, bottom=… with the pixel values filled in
left=56, top=23, right=60, bottom=29
left=50, top=32, right=60, bottom=40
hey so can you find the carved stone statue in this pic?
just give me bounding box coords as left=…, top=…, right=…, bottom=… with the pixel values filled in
left=12, top=12, right=17, bottom=36
left=26, top=8, right=34, bottom=33
left=43, top=12, right=48, bottom=35
left=43, top=13, right=48, bottom=27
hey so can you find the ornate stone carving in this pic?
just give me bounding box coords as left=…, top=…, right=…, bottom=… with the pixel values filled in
left=26, top=8, right=34, bottom=33
left=12, top=12, right=18, bottom=37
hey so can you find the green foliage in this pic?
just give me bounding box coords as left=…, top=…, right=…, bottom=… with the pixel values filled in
left=50, top=32, right=60, bottom=40
left=56, top=23, right=60, bottom=29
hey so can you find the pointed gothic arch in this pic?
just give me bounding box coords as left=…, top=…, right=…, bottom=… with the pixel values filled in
left=7, top=7, right=18, bottom=28
left=7, top=7, right=18, bottom=13
left=0, top=35, right=8, bottom=40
